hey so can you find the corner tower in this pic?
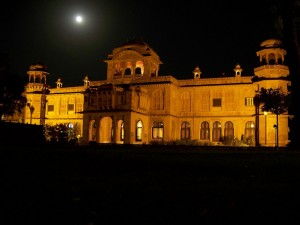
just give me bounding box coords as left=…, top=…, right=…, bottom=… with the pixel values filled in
left=254, top=39, right=290, bottom=92
left=25, top=62, right=49, bottom=125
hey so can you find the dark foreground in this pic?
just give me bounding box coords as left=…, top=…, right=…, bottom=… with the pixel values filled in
left=2, top=145, right=300, bottom=225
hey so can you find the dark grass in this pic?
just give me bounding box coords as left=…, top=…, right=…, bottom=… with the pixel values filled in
left=2, top=144, right=300, bottom=225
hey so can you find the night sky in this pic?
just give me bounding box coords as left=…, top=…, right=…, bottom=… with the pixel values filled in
left=2, top=0, right=276, bottom=87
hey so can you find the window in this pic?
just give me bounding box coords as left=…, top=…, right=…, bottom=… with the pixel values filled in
left=181, top=122, right=190, bottom=140
left=224, top=121, right=234, bottom=138
left=200, top=121, right=210, bottom=140
left=136, top=120, right=143, bottom=141
left=114, top=63, right=122, bottom=76
left=135, top=67, right=142, bottom=75
left=245, top=121, right=255, bottom=139
left=125, top=68, right=131, bottom=75
left=213, top=98, right=222, bottom=107
left=245, top=98, right=254, bottom=106
left=68, top=104, right=74, bottom=111
left=152, top=121, right=164, bottom=139
left=47, top=105, right=54, bottom=112
left=212, top=121, right=222, bottom=142
left=135, top=61, right=144, bottom=75
left=121, top=122, right=124, bottom=141
left=89, top=120, right=96, bottom=141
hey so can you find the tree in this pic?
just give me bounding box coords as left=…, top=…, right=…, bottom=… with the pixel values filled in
left=43, top=123, right=79, bottom=145
left=254, top=87, right=290, bottom=147
left=0, top=51, right=27, bottom=121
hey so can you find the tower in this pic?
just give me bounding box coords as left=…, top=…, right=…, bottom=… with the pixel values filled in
left=25, top=62, right=50, bottom=125
left=253, top=39, right=291, bottom=147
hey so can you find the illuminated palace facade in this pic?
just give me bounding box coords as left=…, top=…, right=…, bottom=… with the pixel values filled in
left=22, top=39, right=291, bottom=146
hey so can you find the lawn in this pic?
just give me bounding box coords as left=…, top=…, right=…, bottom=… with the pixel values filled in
left=2, top=144, right=300, bottom=225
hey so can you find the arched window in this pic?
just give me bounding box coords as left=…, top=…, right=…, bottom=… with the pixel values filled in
left=114, top=63, right=122, bottom=76
left=125, top=68, right=131, bottom=75
left=181, top=122, right=190, bottom=140
left=136, top=120, right=143, bottom=141
left=121, top=122, right=124, bottom=141
left=135, top=61, right=144, bottom=75
left=200, top=121, right=210, bottom=140
left=268, top=53, right=276, bottom=65
left=224, top=121, right=234, bottom=139
left=152, top=121, right=164, bottom=139
left=212, top=121, right=222, bottom=142
left=245, top=121, right=255, bottom=139
left=135, top=67, right=142, bottom=75
left=89, top=120, right=96, bottom=141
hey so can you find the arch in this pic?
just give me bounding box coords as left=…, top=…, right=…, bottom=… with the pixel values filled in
left=224, top=121, right=234, bottom=139
left=245, top=121, right=255, bottom=139
left=135, top=67, right=142, bottom=75
left=135, top=61, right=144, bottom=75
left=136, top=120, right=143, bottom=141
left=116, top=120, right=124, bottom=143
left=212, top=121, right=222, bottom=142
left=268, top=53, right=276, bottom=65
left=88, top=120, right=97, bottom=142
left=99, top=117, right=113, bottom=143
left=125, top=68, right=131, bottom=75
left=181, top=121, right=190, bottom=140
left=114, top=63, right=122, bottom=76
left=200, top=121, right=210, bottom=140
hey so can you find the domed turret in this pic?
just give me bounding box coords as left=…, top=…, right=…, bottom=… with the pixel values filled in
left=254, top=39, right=289, bottom=79
left=104, top=39, right=162, bottom=81
left=26, top=61, right=50, bottom=92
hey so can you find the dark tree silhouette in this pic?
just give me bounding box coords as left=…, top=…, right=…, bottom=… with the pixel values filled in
left=254, top=87, right=290, bottom=147
left=44, top=123, right=79, bottom=144
left=0, top=51, right=27, bottom=120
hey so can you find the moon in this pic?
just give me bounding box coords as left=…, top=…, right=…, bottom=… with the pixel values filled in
left=75, top=15, right=83, bottom=23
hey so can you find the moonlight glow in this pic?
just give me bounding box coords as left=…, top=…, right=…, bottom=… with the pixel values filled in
left=75, top=15, right=83, bottom=23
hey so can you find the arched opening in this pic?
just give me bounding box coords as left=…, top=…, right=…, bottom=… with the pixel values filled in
left=136, top=120, right=143, bottom=142
left=88, top=120, right=96, bottom=142
left=200, top=121, right=210, bottom=140
left=99, top=117, right=113, bottom=143
left=224, top=121, right=234, bottom=139
left=135, top=67, right=142, bottom=75
left=125, top=68, right=131, bottom=75
left=244, top=121, right=255, bottom=145
left=212, top=121, right=222, bottom=142
left=181, top=122, right=190, bottom=140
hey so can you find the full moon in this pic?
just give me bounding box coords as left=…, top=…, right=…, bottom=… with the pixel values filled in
left=75, top=15, right=83, bottom=23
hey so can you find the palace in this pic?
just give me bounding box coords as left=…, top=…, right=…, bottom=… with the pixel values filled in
left=18, top=39, right=291, bottom=146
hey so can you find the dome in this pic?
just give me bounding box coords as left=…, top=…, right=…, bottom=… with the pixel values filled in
left=119, top=39, right=148, bottom=48
left=235, top=64, right=241, bottom=69
left=29, top=61, right=48, bottom=71
left=260, top=39, right=282, bottom=48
